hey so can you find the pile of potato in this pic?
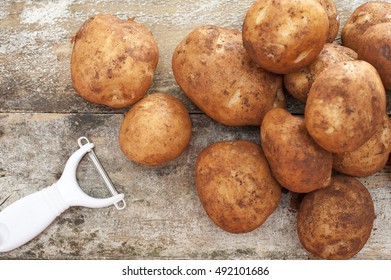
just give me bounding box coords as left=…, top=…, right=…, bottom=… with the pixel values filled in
left=70, top=1, right=391, bottom=260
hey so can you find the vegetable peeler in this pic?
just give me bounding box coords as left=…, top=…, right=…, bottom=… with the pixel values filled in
left=0, top=137, right=126, bottom=253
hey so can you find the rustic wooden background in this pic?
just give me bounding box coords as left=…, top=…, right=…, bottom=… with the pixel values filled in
left=1, top=0, right=390, bottom=259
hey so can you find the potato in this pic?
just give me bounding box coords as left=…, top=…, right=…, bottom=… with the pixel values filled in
left=195, top=140, right=281, bottom=233
left=333, top=114, right=391, bottom=177
left=71, top=14, right=159, bottom=108
left=357, top=22, right=391, bottom=90
left=297, top=175, right=375, bottom=260
left=172, top=25, right=284, bottom=126
left=261, top=108, right=332, bottom=193
left=242, top=0, right=329, bottom=74
left=305, top=60, right=386, bottom=153
left=342, top=2, right=391, bottom=52
left=284, top=43, right=357, bottom=102
left=317, top=0, right=339, bottom=43
left=119, top=93, right=191, bottom=166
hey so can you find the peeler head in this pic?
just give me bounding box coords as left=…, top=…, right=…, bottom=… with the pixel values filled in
left=55, top=137, right=126, bottom=210
left=68, top=192, right=125, bottom=209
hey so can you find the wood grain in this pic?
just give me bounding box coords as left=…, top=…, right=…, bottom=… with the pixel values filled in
left=0, top=113, right=390, bottom=260
left=0, top=0, right=391, bottom=259
left=0, top=0, right=390, bottom=114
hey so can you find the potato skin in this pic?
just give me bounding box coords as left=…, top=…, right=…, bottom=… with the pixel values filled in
left=317, top=0, right=339, bottom=43
left=242, top=0, right=329, bottom=74
left=284, top=43, right=357, bottom=102
left=119, top=93, right=191, bottom=166
left=305, top=60, right=386, bottom=153
left=333, top=115, right=391, bottom=177
left=342, top=2, right=391, bottom=52
left=297, top=175, right=375, bottom=260
left=261, top=108, right=332, bottom=193
left=357, top=22, right=391, bottom=90
left=195, top=140, right=281, bottom=233
left=71, top=14, right=159, bottom=108
left=172, top=25, right=284, bottom=126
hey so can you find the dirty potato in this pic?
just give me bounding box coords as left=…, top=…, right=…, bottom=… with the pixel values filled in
left=172, top=25, right=284, bottom=126
left=119, top=93, right=191, bottom=166
left=297, top=175, right=375, bottom=260
left=195, top=140, right=281, bottom=233
left=341, top=1, right=391, bottom=52
left=333, top=114, right=391, bottom=177
left=357, top=22, right=391, bottom=90
left=261, top=108, right=332, bottom=193
left=71, top=14, right=159, bottom=108
left=242, top=0, right=329, bottom=74
left=305, top=60, right=386, bottom=153
left=284, top=43, right=357, bottom=102
left=317, top=0, right=339, bottom=43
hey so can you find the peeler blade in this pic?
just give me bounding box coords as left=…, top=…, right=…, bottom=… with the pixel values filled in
left=77, top=137, right=126, bottom=210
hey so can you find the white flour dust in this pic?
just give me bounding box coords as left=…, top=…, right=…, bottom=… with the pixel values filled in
left=21, top=0, right=74, bottom=25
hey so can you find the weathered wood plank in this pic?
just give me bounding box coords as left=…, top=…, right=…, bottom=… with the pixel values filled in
left=0, top=0, right=390, bottom=115
left=0, top=113, right=390, bottom=259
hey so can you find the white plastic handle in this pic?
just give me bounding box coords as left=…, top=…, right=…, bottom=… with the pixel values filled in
left=0, top=137, right=125, bottom=253
left=0, top=185, right=67, bottom=253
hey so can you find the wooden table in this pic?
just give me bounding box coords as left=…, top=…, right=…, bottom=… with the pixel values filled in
left=0, top=0, right=390, bottom=260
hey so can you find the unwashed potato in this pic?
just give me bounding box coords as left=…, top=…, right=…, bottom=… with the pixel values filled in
left=195, top=140, right=281, bottom=233
left=297, top=175, right=375, bottom=260
left=333, top=114, right=391, bottom=177
left=172, top=25, right=285, bottom=126
left=119, top=93, right=191, bottom=166
left=341, top=1, right=391, bottom=52
left=305, top=60, right=386, bottom=153
left=261, top=108, right=332, bottom=193
left=242, top=0, right=329, bottom=74
left=284, top=43, right=357, bottom=102
left=317, top=0, right=339, bottom=43
left=71, top=14, right=159, bottom=108
left=357, top=22, right=391, bottom=90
